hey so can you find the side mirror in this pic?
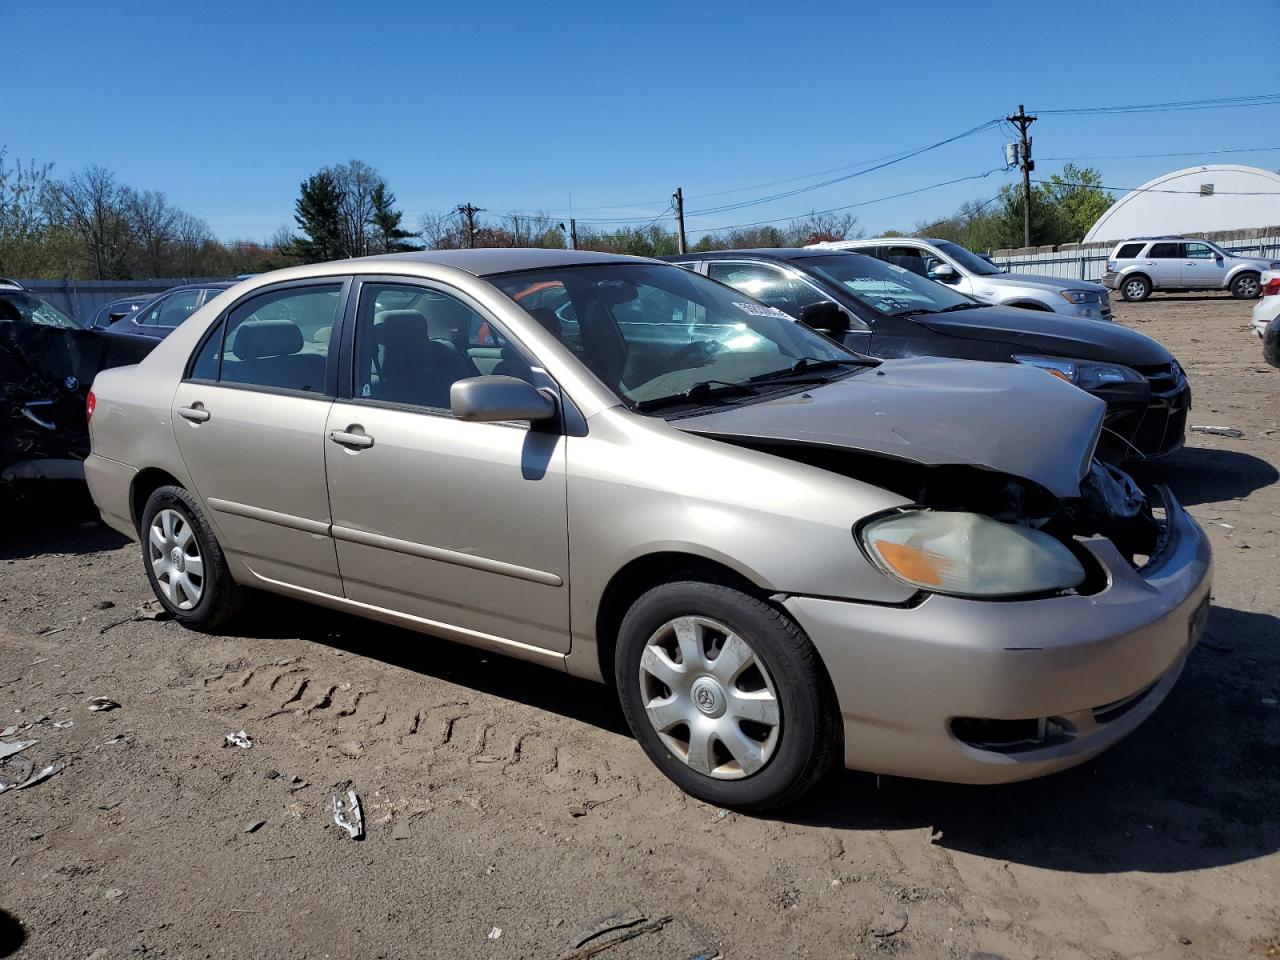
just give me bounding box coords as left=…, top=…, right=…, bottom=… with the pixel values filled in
left=798, top=300, right=850, bottom=337
left=928, top=262, right=957, bottom=281
left=451, top=376, right=557, bottom=423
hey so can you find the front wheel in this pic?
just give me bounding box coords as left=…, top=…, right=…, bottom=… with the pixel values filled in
left=1231, top=272, right=1260, bottom=299
left=615, top=580, right=839, bottom=811
left=140, top=485, right=246, bottom=631
left=1121, top=274, right=1152, bottom=302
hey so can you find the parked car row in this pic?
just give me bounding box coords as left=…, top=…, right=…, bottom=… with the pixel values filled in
left=664, top=248, right=1189, bottom=462
left=82, top=249, right=1213, bottom=810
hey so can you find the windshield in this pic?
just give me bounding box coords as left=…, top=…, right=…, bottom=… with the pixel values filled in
left=491, top=262, right=856, bottom=406
left=934, top=240, right=1002, bottom=276
left=0, top=291, right=84, bottom=329
left=797, top=253, right=977, bottom=316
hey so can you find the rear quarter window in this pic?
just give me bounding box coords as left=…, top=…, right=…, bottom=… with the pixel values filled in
left=1115, top=243, right=1145, bottom=259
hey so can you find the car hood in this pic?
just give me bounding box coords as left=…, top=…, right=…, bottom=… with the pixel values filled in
left=672, top=356, right=1106, bottom=499
left=990, top=271, right=1103, bottom=293
left=911, top=304, right=1171, bottom=365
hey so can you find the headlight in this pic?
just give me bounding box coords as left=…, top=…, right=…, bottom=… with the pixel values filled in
left=860, top=510, right=1085, bottom=598
left=1059, top=289, right=1101, bottom=305
left=1013, top=354, right=1146, bottom=389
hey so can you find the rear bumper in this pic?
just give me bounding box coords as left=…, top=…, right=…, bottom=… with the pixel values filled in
left=0, top=458, right=85, bottom=482
left=84, top=453, right=138, bottom=540
left=784, top=491, right=1212, bottom=784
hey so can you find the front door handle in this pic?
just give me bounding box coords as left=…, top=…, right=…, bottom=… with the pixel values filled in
left=329, top=429, right=374, bottom=450
left=177, top=404, right=211, bottom=423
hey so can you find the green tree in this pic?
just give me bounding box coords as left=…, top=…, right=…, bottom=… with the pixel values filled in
left=1042, top=163, right=1113, bottom=243
left=292, top=171, right=345, bottom=263
left=370, top=183, right=419, bottom=253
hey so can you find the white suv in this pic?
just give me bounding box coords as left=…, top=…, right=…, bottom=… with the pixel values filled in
left=1103, top=237, right=1278, bottom=302
left=814, top=237, right=1112, bottom=321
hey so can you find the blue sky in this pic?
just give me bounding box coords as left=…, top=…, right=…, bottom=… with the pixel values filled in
left=5, top=0, right=1278, bottom=242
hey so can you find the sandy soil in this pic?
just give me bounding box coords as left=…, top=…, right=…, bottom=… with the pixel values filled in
left=1, top=292, right=1277, bottom=960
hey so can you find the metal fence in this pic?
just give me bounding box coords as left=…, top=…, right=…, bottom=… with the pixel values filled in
left=989, top=235, right=1280, bottom=282
left=15, top=278, right=231, bottom=323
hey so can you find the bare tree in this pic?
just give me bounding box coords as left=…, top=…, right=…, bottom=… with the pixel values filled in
left=125, top=188, right=179, bottom=277
left=173, top=211, right=212, bottom=277
left=417, top=210, right=465, bottom=250
left=331, top=160, right=384, bottom=258
left=0, top=147, right=54, bottom=275
left=47, top=165, right=132, bottom=279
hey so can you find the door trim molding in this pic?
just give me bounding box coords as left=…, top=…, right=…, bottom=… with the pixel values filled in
left=207, top=498, right=330, bottom=537
left=331, top=524, right=564, bottom=587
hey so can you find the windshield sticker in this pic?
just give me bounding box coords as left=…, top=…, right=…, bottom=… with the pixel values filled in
left=732, top=301, right=792, bottom=320
left=885, top=263, right=910, bottom=275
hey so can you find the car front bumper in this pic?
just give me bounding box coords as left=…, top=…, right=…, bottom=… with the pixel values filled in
left=783, top=489, right=1212, bottom=784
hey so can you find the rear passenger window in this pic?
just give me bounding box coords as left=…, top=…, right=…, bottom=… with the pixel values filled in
left=1115, top=243, right=1145, bottom=259
left=189, top=284, right=341, bottom=393
left=1148, top=243, right=1181, bottom=258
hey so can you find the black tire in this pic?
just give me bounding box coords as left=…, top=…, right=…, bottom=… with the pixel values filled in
left=615, top=580, right=840, bottom=811
left=139, top=485, right=246, bottom=631
left=1231, top=271, right=1260, bottom=299
left=1121, top=274, right=1152, bottom=302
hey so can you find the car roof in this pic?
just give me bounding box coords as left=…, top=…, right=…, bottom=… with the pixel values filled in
left=345, top=248, right=652, bottom=276
left=662, top=248, right=865, bottom=263
left=153, top=281, right=237, bottom=294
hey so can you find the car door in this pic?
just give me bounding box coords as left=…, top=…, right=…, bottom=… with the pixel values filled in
left=324, top=278, right=571, bottom=654
left=704, top=260, right=872, bottom=352
left=171, top=279, right=347, bottom=595
left=1144, top=242, right=1183, bottom=289
left=1181, top=242, right=1222, bottom=289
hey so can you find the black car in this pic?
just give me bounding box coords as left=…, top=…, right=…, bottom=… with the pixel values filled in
left=1, top=280, right=152, bottom=488
left=665, top=249, right=1190, bottom=462
left=107, top=282, right=234, bottom=341
left=1265, top=313, right=1280, bottom=369
left=89, top=295, right=153, bottom=330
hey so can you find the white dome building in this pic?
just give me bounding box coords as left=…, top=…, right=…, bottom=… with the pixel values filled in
left=1083, top=164, right=1280, bottom=243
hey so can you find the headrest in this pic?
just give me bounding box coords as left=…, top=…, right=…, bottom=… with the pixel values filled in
left=233, top=319, right=303, bottom=360
left=526, top=307, right=562, bottom=339
left=373, top=309, right=429, bottom=343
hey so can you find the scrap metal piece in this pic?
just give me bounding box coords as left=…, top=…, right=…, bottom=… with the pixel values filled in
left=0, top=739, right=37, bottom=761
left=15, top=761, right=64, bottom=791
left=87, top=697, right=120, bottom=712
left=224, top=730, right=253, bottom=749
left=332, top=787, right=364, bottom=840
left=1190, top=425, right=1244, bottom=438
left=559, top=912, right=672, bottom=960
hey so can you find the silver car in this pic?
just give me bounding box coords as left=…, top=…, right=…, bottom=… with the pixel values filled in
left=84, top=250, right=1211, bottom=809
left=1103, top=237, right=1279, bottom=301
left=814, top=237, right=1113, bottom=321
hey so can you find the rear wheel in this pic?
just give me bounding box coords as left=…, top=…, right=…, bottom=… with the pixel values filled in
left=1231, top=272, right=1260, bottom=299
left=1121, top=274, right=1152, bottom=302
left=615, top=580, right=839, bottom=811
left=140, top=485, right=245, bottom=631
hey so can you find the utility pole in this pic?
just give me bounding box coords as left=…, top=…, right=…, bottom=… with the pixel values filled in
left=673, top=187, right=687, bottom=254
left=569, top=217, right=578, bottom=250
left=456, top=203, right=482, bottom=248
left=1006, top=105, right=1036, bottom=248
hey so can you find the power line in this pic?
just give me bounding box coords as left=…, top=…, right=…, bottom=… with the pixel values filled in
left=1031, top=93, right=1280, bottom=116
left=690, top=167, right=1009, bottom=235
left=1037, top=144, right=1280, bottom=162
left=1030, top=177, right=1280, bottom=196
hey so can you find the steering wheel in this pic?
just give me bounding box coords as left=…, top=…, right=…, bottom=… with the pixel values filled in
left=670, top=338, right=721, bottom=368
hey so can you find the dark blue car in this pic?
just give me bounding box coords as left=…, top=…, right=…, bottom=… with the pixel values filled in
left=107, top=282, right=235, bottom=340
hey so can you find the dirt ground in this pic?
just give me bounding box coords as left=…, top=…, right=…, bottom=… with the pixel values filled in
left=1, top=292, right=1277, bottom=960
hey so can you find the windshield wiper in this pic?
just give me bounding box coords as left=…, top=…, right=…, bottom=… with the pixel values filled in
left=747, top=357, right=878, bottom=383
left=633, top=379, right=757, bottom=412
left=936, top=302, right=981, bottom=312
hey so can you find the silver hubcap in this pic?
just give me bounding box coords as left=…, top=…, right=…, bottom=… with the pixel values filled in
left=638, top=616, right=781, bottom=780
left=148, top=509, right=204, bottom=610
left=1125, top=279, right=1146, bottom=299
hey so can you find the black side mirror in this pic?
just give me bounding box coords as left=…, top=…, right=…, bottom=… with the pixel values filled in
left=799, top=301, right=850, bottom=337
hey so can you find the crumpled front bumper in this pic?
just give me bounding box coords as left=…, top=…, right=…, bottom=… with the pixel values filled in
left=784, top=489, right=1212, bottom=784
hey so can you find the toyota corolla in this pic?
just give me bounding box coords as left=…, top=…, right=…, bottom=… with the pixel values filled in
left=84, top=250, right=1211, bottom=809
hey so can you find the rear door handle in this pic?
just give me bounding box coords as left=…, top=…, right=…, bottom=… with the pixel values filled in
left=329, top=429, right=374, bottom=450
left=177, top=404, right=211, bottom=423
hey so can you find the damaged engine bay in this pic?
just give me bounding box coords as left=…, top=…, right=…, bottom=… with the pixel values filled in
left=714, top=437, right=1165, bottom=577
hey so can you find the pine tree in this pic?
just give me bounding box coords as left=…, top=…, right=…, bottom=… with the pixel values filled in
left=370, top=183, right=419, bottom=253
left=292, top=171, right=345, bottom=262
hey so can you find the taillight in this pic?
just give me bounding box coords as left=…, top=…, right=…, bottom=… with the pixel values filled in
left=1262, top=277, right=1280, bottom=297
left=86, top=389, right=96, bottom=424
